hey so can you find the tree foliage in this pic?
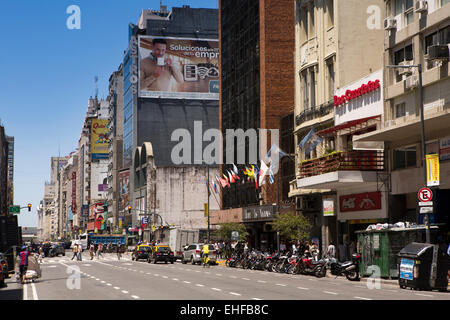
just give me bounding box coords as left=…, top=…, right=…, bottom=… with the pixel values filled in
left=273, top=212, right=311, bottom=243
left=217, top=222, right=249, bottom=241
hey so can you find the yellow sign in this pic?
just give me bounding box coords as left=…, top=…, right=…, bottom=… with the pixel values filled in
left=152, top=225, right=156, bottom=231
left=426, top=154, right=440, bottom=187
left=91, top=119, right=109, bottom=159
left=119, top=219, right=122, bottom=228
left=204, top=203, right=209, bottom=217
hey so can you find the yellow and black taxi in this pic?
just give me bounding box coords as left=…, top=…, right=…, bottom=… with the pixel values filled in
left=147, top=244, right=175, bottom=264
left=132, top=244, right=152, bottom=261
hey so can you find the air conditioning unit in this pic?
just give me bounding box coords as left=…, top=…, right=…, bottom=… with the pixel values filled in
left=384, top=17, right=397, bottom=30
left=405, top=75, right=418, bottom=90
left=397, top=61, right=413, bottom=75
left=414, top=0, right=428, bottom=13
left=427, top=45, right=450, bottom=60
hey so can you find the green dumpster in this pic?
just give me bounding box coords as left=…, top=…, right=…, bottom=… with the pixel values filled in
left=356, top=226, right=439, bottom=279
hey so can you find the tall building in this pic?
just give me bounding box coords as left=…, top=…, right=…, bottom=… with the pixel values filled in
left=290, top=0, right=385, bottom=252
left=6, top=136, right=13, bottom=205
left=123, top=6, right=221, bottom=238
left=0, top=126, right=8, bottom=216
left=107, top=64, right=124, bottom=231
left=355, top=0, right=450, bottom=236
left=213, top=0, right=295, bottom=250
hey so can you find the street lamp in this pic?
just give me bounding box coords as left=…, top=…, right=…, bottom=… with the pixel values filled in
left=386, top=63, right=430, bottom=243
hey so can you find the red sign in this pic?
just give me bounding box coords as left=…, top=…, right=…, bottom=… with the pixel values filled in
left=418, top=188, right=433, bottom=202
left=334, top=79, right=380, bottom=107
left=340, top=191, right=382, bottom=212
left=72, top=172, right=77, bottom=212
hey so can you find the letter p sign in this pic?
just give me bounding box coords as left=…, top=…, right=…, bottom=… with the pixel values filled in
left=66, top=5, right=81, bottom=30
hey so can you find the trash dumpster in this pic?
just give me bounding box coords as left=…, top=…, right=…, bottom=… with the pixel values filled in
left=398, top=242, right=449, bottom=291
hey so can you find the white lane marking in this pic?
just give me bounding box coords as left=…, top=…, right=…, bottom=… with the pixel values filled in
left=172, top=278, right=179, bottom=281
left=242, top=278, right=250, bottom=281
left=252, top=298, right=262, bottom=300
left=308, top=279, right=317, bottom=281
left=211, top=288, right=222, bottom=291
left=297, top=287, right=310, bottom=290
left=146, top=273, right=151, bottom=275
left=114, top=287, right=120, bottom=290
left=154, top=274, right=159, bottom=276
left=183, top=281, right=191, bottom=284
left=101, top=281, right=106, bottom=283
left=354, top=296, right=372, bottom=300
left=229, top=276, right=237, bottom=279
left=258, top=280, right=267, bottom=283
left=415, top=293, right=434, bottom=297
left=90, top=276, right=95, bottom=279
left=196, top=284, right=205, bottom=287
left=195, top=270, right=201, bottom=273
left=323, top=291, right=338, bottom=295
left=23, top=282, right=28, bottom=300
left=276, top=284, right=287, bottom=287
left=131, top=295, right=140, bottom=299
left=229, top=292, right=241, bottom=296
left=122, top=290, right=129, bottom=294
left=31, top=282, right=39, bottom=300
left=82, top=264, right=91, bottom=266
left=95, top=278, right=100, bottom=281
left=47, top=266, right=57, bottom=268
left=162, top=276, right=168, bottom=279
left=107, top=283, right=112, bottom=286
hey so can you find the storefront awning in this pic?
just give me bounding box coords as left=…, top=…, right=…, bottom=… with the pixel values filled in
left=318, top=115, right=381, bottom=136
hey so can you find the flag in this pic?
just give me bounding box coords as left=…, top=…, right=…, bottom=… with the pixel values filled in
left=268, top=163, right=275, bottom=184
left=223, top=174, right=230, bottom=187
left=232, top=164, right=239, bottom=175
left=298, top=128, right=315, bottom=149
left=219, top=176, right=227, bottom=188
left=259, top=160, right=269, bottom=186
left=265, top=144, right=287, bottom=162
left=213, top=182, right=218, bottom=193
left=227, top=170, right=235, bottom=183
left=305, top=134, right=323, bottom=156
left=232, top=164, right=240, bottom=181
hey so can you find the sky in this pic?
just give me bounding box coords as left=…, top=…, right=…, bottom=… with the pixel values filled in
left=0, top=0, right=218, bottom=228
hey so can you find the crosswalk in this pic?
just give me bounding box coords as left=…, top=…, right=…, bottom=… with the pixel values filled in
left=40, top=253, right=133, bottom=264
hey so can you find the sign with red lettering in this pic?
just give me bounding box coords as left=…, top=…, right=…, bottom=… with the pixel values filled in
left=334, top=79, right=380, bottom=107
left=339, top=191, right=382, bottom=212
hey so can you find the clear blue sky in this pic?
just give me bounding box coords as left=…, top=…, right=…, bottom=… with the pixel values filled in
left=0, top=0, right=218, bottom=228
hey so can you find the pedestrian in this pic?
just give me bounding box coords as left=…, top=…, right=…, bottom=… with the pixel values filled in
left=327, top=242, right=336, bottom=258
left=89, top=244, right=95, bottom=260
left=18, top=246, right=30, bottom=284
left=97, top=243, right=103, bottom=259
left=77, top=243, right=83, bottom=261
left=71, top=243, right=78, bottom=260
left=311, top=242, right=320, bottom=261
left=117, top=244, right=122, bottom=260
left=38, top=246, right=44, bottom=263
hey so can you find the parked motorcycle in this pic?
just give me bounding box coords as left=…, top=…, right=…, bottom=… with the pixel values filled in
left=319, top=253, right=361, bottom=281
left=297, top=254, right=327, bottom=277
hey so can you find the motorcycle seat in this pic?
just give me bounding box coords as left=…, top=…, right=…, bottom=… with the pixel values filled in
left=340, top=261, right=353, bottom=267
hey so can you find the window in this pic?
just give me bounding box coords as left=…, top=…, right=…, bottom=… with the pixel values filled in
left=393, top=146, right=417, bottom=169
left=395, top=103, right=406, bottom=118
left=310, top=68, right=316, bottom=108
left=301, top=71, right=309, bottom=110
left=326, top=0, right=334, bottom=27
left=309, top=6, right=315, bottom=38
left=442, top=0, right=450, bottom=7
left=424, top=26, right=450, bottom=69
left=326, top=58, right=335, bottom=101
left=393, top=44, right=413, bottom=82
left=300, top=7, right=308, bottom=42
left=394, top=0, right=414, bottom=25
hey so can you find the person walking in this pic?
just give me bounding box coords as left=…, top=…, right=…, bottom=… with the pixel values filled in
left=38, top=246, right=44, bottom=263
left=97, top=243, right=103, bottom=259
left=327, top=242, right=336, bottom=258
left=89, top=244, right=95, bottom=260
left=71, top=243, right=78, bottom=260
left=77, top=243, right=83, bottom=261
left=117, top=244, right=122, bottom=260
left=18, top=246, right=30, bottom=284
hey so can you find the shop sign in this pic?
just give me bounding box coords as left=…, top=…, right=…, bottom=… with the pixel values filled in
left=323, top=198, right=335, bottom=216
left=339, top=192, right=381, bottom=212
left=334, top=79, right=380, bottom=107
left=242, top=205, right=275, bottom=221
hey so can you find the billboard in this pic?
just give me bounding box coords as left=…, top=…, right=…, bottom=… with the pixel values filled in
left=91, top=119, right=109, bottom=159
left=339, top=192, right=382, bottom=213
left=119, top=170, right=130, bottom=213
left=138, top=36, right=219, bottom=100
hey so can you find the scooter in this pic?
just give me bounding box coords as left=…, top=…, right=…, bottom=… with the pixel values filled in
left=320, top=253, right=361, bottom=281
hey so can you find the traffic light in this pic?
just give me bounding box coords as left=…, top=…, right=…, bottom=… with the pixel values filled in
left=127, top=206, right=132, bottom=214
left=27, top=203, right=32, bottom=212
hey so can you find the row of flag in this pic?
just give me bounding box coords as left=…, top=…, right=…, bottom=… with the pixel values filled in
left=205, top=144, right=287, bottom=194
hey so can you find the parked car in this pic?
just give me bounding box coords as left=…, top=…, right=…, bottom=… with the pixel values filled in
left=64, top=241, right=72, bottom=249
left=147, top=245, right=175, bottom=264
left=48, top=244, right=65, bottom=257
left=181, top=244, right=217, bottom=265
left=0, top=253, right=9, bottom=279
left=0, top=263, right=4, bottom=287
left=132, top=244, right=152, bottom=261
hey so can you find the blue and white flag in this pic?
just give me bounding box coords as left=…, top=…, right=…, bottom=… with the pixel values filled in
left=298, top=128, right=315, bottom=149
left=305, top=134, right=323, bottom=156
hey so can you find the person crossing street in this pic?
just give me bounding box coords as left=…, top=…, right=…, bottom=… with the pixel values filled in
left=71, top=243, right=78, bottom=260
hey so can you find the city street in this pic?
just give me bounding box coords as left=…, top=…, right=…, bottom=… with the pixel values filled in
left=2, top=251, right=448, bottom=300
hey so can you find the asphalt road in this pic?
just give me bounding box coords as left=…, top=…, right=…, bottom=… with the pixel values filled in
left=2, top=251, right=449, bottom=300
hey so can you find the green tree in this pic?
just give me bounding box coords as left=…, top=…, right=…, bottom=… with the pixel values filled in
left=273, top=212, right=311, bottom=243
left=217, top=222, right=248, bottom=241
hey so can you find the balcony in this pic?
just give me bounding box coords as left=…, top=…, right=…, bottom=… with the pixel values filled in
left=296, top=151, right=385, bottom=190
left=295, top=101, right=333, bottom=127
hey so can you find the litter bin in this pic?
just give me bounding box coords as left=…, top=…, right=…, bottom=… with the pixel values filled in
left=398, top=242, right=449, bottom=291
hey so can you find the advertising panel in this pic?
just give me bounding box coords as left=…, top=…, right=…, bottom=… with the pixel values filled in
left=425, top=154, right=439, bottom=187
left=139, top=36, right=219, bottom=100
left=323, top=198, right=335, bottom=216
left=399, top=258, right=414, bottom=280
left=91, top=119, right=109, bottom=159
left=339, top=192, right=382, bottom=213
left=119, top=170, right=130, bottom=213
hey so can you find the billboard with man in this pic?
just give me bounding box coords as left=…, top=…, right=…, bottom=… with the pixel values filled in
left=138, top=36, right=219, bottom=100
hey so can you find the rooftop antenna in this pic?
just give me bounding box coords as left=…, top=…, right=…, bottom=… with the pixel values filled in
left=94, top=76, right=99, bottom=100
